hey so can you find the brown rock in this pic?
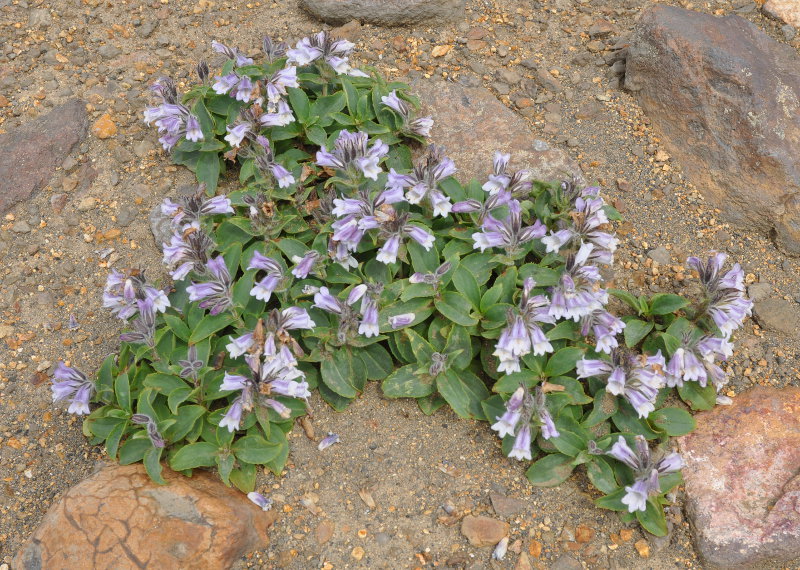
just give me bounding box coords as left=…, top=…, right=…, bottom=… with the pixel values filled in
left=529, top=539, right=542, bottom=558
left=575, top=524, right=595, bottom=543
left=634, top=539, right=650, bottom=558
left=299, top=0, right=465, bottom=26
left=315, top=520, right=335, bottom=545
left=460, top=515, right=509, bottom=547
left=91, top=113, right=117, bottom=139
left=0, top=100, right=87, bottom=214
left=516, top=552, right=533, bottom=570
left=13, top=464, right=277, bottom=569
left=625, top=6, right=800, bottom=254
left=763, top=0, right=800, bottom=28
left=490, top=491, right=527, bottom=518
left=415, top=81, right=582, bottom=186
left=678, top=386, right=800, bottom=567
left=753, top=297, right=800, bottom=336
left=331, top=19, right=362, bottom=41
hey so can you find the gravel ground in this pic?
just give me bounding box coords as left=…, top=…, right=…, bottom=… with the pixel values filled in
left=1, top=0, right=799, bottom=568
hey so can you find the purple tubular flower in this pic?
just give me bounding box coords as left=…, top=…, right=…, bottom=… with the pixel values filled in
left=376, top=234, right=401, bottom=264
left=508, top=424, right=532, bottom=461
left=621, top=478, right=651, bottom=513
left=548, top=244, right=607, bottom=322
left=380, top=90, right=434, bottom=137
left=404, top=224, right=435, bottom=250
left=315, top=130, right=388, bottom=180
left=184, top=114, right=204, bottom=142
left=491, top=386, right=525, bottom=438
left=291, top=250, right=319, bottom=279
left=51, top=362, right=94, bottom=415
left=270, top=377, right=311, bottom=399
left=318, top=432, right=340, bottom=451
left=187, top=255, right=232, bottom=315
left=665, top=334, right=732, bottom=392
left=211, top=40, right=254, bottom=66
left=247, top=491, right=274, bottom=511
left=226, top=333, right=254, bottom=358
left=266, top=398, right=292, bottom=419
left=260, top=99, right=296, bottom=127
left=472, top=200, right=547, bottom=254
left=131, top=414, right=165, bottom=448
left=313, top=286, right=343, bottom=314
left=264, top=66, right=299, bottom=103
left=224, top=122, right=251, bottom=148
left=580, top=309, right=626, bottom=354
left=358, top=300, right=379, bottom=337
left=248, top=252, right=283, bottom=302
left=389, top=146, right=455, bottom=217
left=212, top=73, right=239, bottom=95
left=219, top=397, right=244, bottom=432
left=388, top=312, right=415, bottom=329
left=687, top=252, right=753, bottom=337
left=577, top=349, right=665, bottom=418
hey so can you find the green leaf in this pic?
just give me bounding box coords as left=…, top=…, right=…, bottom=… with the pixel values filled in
left=96, top=354, right=115, bottom=403
left=196, top=152, right=221, bottom=193
left=318, top=382, right=354, bottom=411
left=623, top=319, right=654, bottom=348
left=595, top=487, right=628, bottom=512
left=168, top=386, right=194, bottom=415
left=166, top=405, right=206, bottom=441
left=305, top=125, right=328, bottom=147
left=119, top=437, right=152, bottom=465
left=550, top=428, right=586, bottom=457
left=287, top=86, right=311, bottom=123
left=609, top=288, right=643, bottom=314
left=544, top=347, right=583, bottom=377
left=144, top=447, right=166, bottom=485
left=232, top=435, right=281, bottom=465
left=451, top=267, right=481, bottom=310
left=407, top=239, right=439, bottom=274
left=230, top=462, right=257, bottom=493
left=417, top=394, right=447, bottom=415
left=678, top=382, right=717, bottom=411
left=264, top=428, right=289, bottom=475
left=636, top=499, right=668, bottom=536
left=216, top=452, right=235, bottom=486
left=144, top=373, right=188, bottom=394
left=546, top=320, right=580, bottom=341
left=189, top=313, right=236, bottom=344
left=583, top=390, right=618, bottom=426
left=648, top=293, right=690, bottom=316
left=547, top=376, right=592, bottom=405
left=169, top=442, right=218, bottom=471
left=382, top=365, right=434, bottom=398
left=435, top=291, right=479, bottom=326
left=164, top=313, right=190, bottom=342
left=612, top=400, right=660, bottom=439
left=114, top=372, right=131, bottom=413
left=358, top=344, right=393, bottom=380
left=649, top=407, right=696, bottom=436
left=320, top=351, right=360, bottom=398
left=444, top=325, right=473, bottom=370
left=492, top=370, right=537, bottom=393
left=436, top=369, right=489, bottom=420
left=404, top=329, right=436, bottom=361
left=526, top=453, right=575, bottom=487
left=586, top=457, right=618, bottom=494
left=105, top=420, right=127, bottom=460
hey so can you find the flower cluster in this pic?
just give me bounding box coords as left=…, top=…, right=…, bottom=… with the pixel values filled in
left=51, top=362, right=94, bottom=415
left=591, top=436, right=682, bottom=512
left=380, top=91, right=433, bottom=137
left=144, top=77, right=205, bottom=151
left=287, top=31, right=367, bottom=77
left=688, top=252, right=753, bottom=337
left=491, top=385, right=559, bottom=461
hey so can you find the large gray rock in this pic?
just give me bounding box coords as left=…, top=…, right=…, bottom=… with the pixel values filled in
left=299, top=0, right=465, bottom=26
left=414, top=81, right=582, bottom=186
left=0, top=99, right=87, bottom=214
left=625, top=6, right=800, bottom=254
left=679, top=387, right=800, bottom=567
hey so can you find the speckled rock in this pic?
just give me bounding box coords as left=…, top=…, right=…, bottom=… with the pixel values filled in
left=299, top=0, right=465, bottom=26
left=625, top=5, right=800, bottom=255
left=460, top=515, right=509, bottom=547
left=0, top=100, right=87, bottom=214
left=13, top=463, right=277, bottom=570
left=763, top=0, right=800, bottom=28
left=678, top=386, right=800, bottom=567
left=415, top=81, right=582, bottom=186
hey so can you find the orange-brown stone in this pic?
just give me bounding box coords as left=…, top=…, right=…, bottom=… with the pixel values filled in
left=14, top=463, right=277, bottom=569
left=679, top=386, right=800, bottom=567
left=91, top=113, right=117, bottom=139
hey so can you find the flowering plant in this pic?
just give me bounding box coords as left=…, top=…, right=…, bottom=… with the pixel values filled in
left=53, top=36, right=752, bottom=536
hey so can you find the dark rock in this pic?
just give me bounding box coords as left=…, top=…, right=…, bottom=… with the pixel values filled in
left=415, top=81, right=582, bottom=185
left=646, top=246, right=671, bottom=265
left=0, top=100, right=87, bottom=214
left=489, top=492, right=526, bottom=518
left=298, top=0, right=465, bottom=26
left=753, top=297, right=800, bottom=335
left=13, top=463, right=276, bottom=569
left=678, top=387, right=800, bottom=567
left=150, top=202, right=173, bottom=248
left=746, top=282, right=772, bottom=302
left=625, top=6, right=800, bottom=254
left=98, top=44, right=121, bottom=60
left=551, top=554, right=583, bottom=570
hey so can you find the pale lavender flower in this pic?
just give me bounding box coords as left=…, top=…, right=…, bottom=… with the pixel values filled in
left=187, top=255, right=232, bottom=315
left=316, top=130, right=388, bottom=181
left=227, top=332, right=255, bottom=358
left=665, top=334, right=731, bottom=392
left=262, top=36, right=288, bottom=63
left=318, top=432, right=340, bottom=450
left=542, top=192, right=617, bottom=260
left=548, top=243, right=608, bottom=322
left=225, top=121, right=252, bottom=147
left=162, top=226, right=215, bottom=281
left=577, top=349, right=666, bottom=418
left=219, top=397, right=244, bottom=432
left=119, top=298, right=157, bottom=346
left=472, top=200, right=547, bottom=255
left=160, top=188, right=233, bottom=228
left=211, top=40, right=254, bottom=66
left=291, top=250, right=320, bottom=279
left=593, top=435, right=683, bottom=512
left=144, top=77, right=205, bottom=149
left=490, top=386, right=525, bottom=438
left=482, top=151, right=533, bottom=197
left=103, top=269, right=170, bottom=321
left=265, top=398, right=292, bottom=419
left=580, top=309, right=626, bottom=354
left=288, top=31, right=367, bottom=76
left=386, top=146, right=455, bottom=217
left=314, top=285, right=376, bottom=342
left=259, top=99, right=295, bottom=127
left=373, top=213, right=435, bottom=265
left=248, top=491, right=274, bottom=511
left=251, top=135, right=296, bottom=188
left=508, top=424, right=532, bottom=461
left=328, top=238, right=359, bottom=270
left=358, top=298, right=380, bottom=337
left=264, top=66, right=298, bottom=104
left=687, top=252, right=753, bottom=337
left=388, top=313, right=415, bottom=329
left=184, top=114, right=203, bottom=142
left=248, top=251, right=284, bottom=302
left=380, top=90, right=434, bottom=137
left=494, top=278, right=555, bottom=374
left=51, top=362, right=94, bottom=415
left=452, top=189, right=512, bottom=222
left=131, top=413, right=165, bottom=448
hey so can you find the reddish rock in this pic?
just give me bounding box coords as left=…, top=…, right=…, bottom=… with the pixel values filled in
left=763, top=0, right=800, bottom=28
left=460, top=515, right=509, bottom=547
left=14, top=463, right=277, bottom=569
left=0, top=100, right=87, bottom=214
left=625, top=6, right=800, bottom=255
left=678, top=386, right=800, bottom=567
left=299, top=0, right=465, bottom=26
left=490, top=491, right=527, bottom=518
left=415, top=81, right=582, bottom=187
